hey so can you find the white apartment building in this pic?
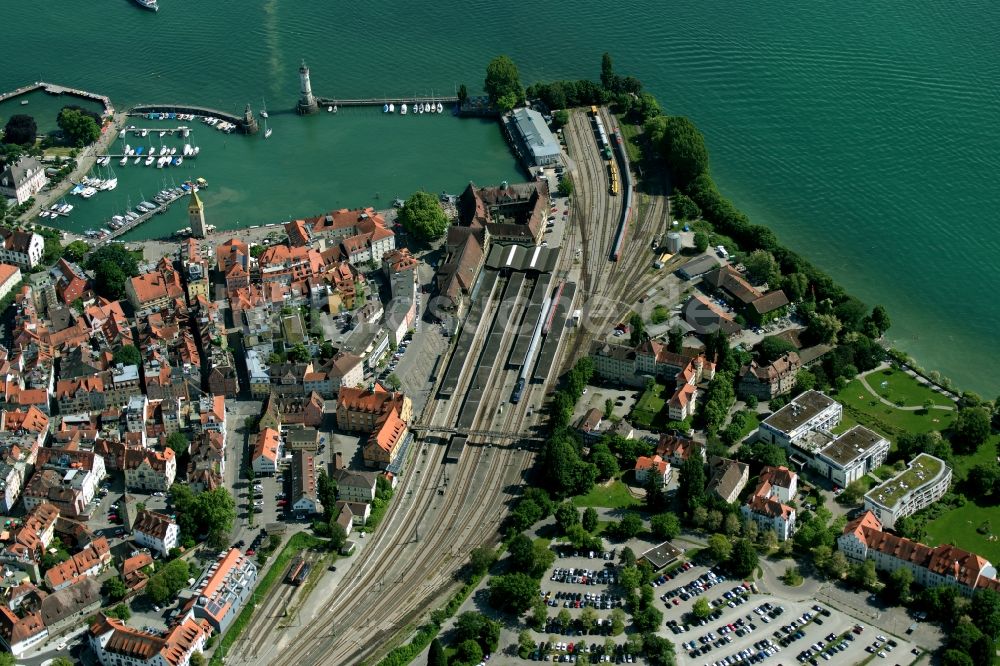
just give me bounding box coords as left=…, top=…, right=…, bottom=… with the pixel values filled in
left=863, top=453, right=952, bottom=529
left=757, top=390, right=842, bottom=449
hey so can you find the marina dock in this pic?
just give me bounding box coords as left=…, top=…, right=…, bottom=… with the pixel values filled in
left=129, top=104, right=247, bottom=131
left=88, top=191, right=187, bottom=250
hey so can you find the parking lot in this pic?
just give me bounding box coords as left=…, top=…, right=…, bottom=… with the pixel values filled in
left=572, top=385, right=637, bottom=424
left=526, top=547, right=646, bottom=664
left=657, top=563, right=922, bottom=666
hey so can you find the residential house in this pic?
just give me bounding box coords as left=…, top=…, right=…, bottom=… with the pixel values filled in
left=10, top=503, right=59, bottom=558
left=192, top=394, right=227, bottom=441
left=0, top=602, right=46, bottom=656
left=0, top=264, right=22, bottom=302
left=363, top=407, right=408, bottom=469
left=132, top=510, right=179, bottom=556
left=308, top=353, right=364, bottom=395
left=188, top=548, right=257, bottom=634
left=125, top=258, right=184, bottom=316
left=575, top=408, right=604, bottom=443
left=634, top=455, right=672, bottom=488
left=39, top=576, right=102, bottom=636
left=656, top=435, right=704, bottom=466
left=123, top=448, right=176, bottom=491
left=435, top=225, right=486, bottom=314
left=55, top=376, right=106, bottom=414
left=334, top=500, right=371, bottom=526
left=741, top=495, right=796, bottom=541
left=706, top=457, right=749, bottom=504
left=43, top=537, right=111, bottom=591
left=738, top=352, right=802, bottom=401
left=382, top=248, right=419, bottom=281
left=838, top=511, right=999, bottom=597
left=668, top=383, right=697, bottom=421
left=284, top=208, right=396, bottom=264
left=336, top=384, right=413, bottom=432
left=89, top=613, right=210, bottom=666
left=755, top=466, right=798, bottom=504
left=0, top=157, right=47, bottom=206
left=251, top=428, right=281, bottom=476
left=291, top=451, right=322, bottom=515
left=187, top=430, right=224, bottom=492
left=216, top=237, right=249, bottom=274
left=682, top=293, right=742, bottom=336
left=121, top=551, right=153, bottom=593
left=331, top=467, right=378, bottom=503
left=257, top=244, right=324, bottom=286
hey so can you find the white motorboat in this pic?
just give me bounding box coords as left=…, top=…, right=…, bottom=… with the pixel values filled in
left=135, top=156, right=142, bottom=165
left=174, top=156, right=183, bottom=166
left=401, top=104, right=407, bottom=115
left=159, top=130, right=165, bottom=137
left=264, top=127, right=272, bottom=139
left=183, top=144, right=192, bottom=156
left=327, top=106, right=333, bottom=112
left=124, top=144, right=132, bottom=155
left=389, top=103, right=395, bottom=113
left=437, top=102, right=443, bottom=113
left=333, top=105, right=338, bottom=113
left=170, top=147, right=177, bottom=155
left=192, top=146, right=200, bottom=156
left=181, top=127, right=190, bottom=137
left=145, top=155, right=155, bottom=166
left=81, top=187, right=97, bottom=199
left=103, top=178, right=118, bottom=191
left=120, top=156, right=128, bottom=166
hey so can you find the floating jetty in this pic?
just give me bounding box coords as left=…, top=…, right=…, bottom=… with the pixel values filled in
left=315, top=95, right=459, bottom=109
left=129, top=104, right=253, bottom=133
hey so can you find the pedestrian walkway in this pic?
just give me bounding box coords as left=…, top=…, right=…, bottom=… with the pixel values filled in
left=858, top=367, right=955, bottom=412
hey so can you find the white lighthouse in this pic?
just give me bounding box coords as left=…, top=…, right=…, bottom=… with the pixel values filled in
left=297, top=60, right=319, bottom=115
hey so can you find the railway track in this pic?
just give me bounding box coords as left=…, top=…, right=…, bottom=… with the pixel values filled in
left=240, top=274, right=538, bottom=666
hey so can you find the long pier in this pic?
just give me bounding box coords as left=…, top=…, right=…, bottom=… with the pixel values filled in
left=0, top=81, right=115, bottom=115
left=314, top=95, right=459, bottom=108
left=129, top=104, right=246, bottom=129
left=86, top=192, right=186, bottom=252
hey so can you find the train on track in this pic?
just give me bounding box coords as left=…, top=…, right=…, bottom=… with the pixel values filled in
left=607, top=159, right=619, bottom=196
left=511, top=377, right=526, bottom=404
left=286, top=556, right=311, bottom=586
left=609, top=121, right=634, bottom=262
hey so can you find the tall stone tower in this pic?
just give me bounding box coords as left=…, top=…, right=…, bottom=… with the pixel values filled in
left=241, top=103, right=259, bottom=134
left=297, top=59, right=319, bottom=115
left=189, top=189, right=207, bottom=238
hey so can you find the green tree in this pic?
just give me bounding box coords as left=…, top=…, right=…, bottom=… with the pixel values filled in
left=453, top=639, right=483, bottom=666
left=385, top=373, right=402, bottom=391
left=552, top=109, right=569, bottom=128
left=190, top=653, right=206, bottom=666
left=469, top=544, right=497, bottom=576
left=610, top=607, right=626, bottom=635
left=169, top=485, right=236, bottom=544
left=600, top=52, right=617, bottom=90
left=398, top=190, right=449, bottom=240
left=677, top=448, right=706, bottom=518
left=650, top=513, right=680, bottom=540
left=693, top=231, right=709, bottom=253
left=672, top=194, right=701, bottom=221
left=743, top=249, right=781, bottom=286
left=884, top=566, right=913, bottom=603
left=629, top=312, right=646, bottom=346
left=456, top=84, right=469, bottom=105
left=57, top=107, right=100, bottom=146
left=109, top=603, right=131, bottom=620
left=557, top=174, right=574, bottom=197
left=164, top=431, right=189, bottom=457
left=865, top=305, right=892, bottom=337
left=3, top=114, right=37, bottom=146
left=488, top=572, right=539, bottom=614
left=50, top=659, right=74, bottom=666
left=650, top=305, right=669, bottom=325
left=756, top=336, right=797, bottom=364
left=793, top=369, right=817, bottom=394
left=613, top=513, right=643, bottom=539
left=953, top=407, right=992, bottom=452
left=707, top=533, right=732, bottom=563
left=555, top=502, right=580, bottom=533
left=518, top=629, right=536, bottom=659
left=63, top=240, right=90, bottom=262
left=579, top=606, right=598, bottom=632
left=971, top=588, right=1000, bottom=639
left=837, top=479, right=867, bottom=505
left=112, top=344, right=141, bottom=366
left=692, top=596, right=711, bottom=619
left=729, top=539, right=758, bottom=577
left=642, top=633, right=676, bottom=666
left=582, top=506, right=598, bottom=532
left=807, top=313, right=842, bottom=345
left=86, top=244, right=139, bottom=300
left=102, top=576, right=128, bottom=601
left=484, top=55, right=524, bottom=110
left=454, top=611, right=501, bottom=654
left=146, top=558, right=190, bottom=604
left=646, top=115, right=710, bottom=187
left=329, top=523, right=347, bottom=552
left=941, top=650, right=974, bottom=666
left=667, top=326, right=684, bottom=353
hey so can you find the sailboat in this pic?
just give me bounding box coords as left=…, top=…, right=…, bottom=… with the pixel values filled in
left=260, top=98, right=269, bottom=119
left=263, top=114, right=272, bottom=139
left=401, top=103, right=407, bottom=115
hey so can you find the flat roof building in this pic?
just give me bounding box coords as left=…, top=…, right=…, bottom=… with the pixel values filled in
left=758, top=390, right=842, bottom=449
left=864, top=454, right=952, bottom=529
left=812, top=425, right=890, bottom=487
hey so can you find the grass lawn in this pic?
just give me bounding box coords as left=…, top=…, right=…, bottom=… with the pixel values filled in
left=954, top=436, right=1000, bottom=476
left=572, top=480, right=640, bottom=509
left=871, top=465, right=898, bottom=481
left=615, top=115, right=643, bottom=164
left=632, top=382, right=666, bottom=429
left=834, top=378, right=955, bottom=438
left=736, top=412, right=761, bottom=440
left=862, top=368, right=955, bottom=409
left=925, top=501, right=1000, bottom=564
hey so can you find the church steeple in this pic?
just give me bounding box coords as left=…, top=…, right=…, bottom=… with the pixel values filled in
left=189, top=189, right=207, bottom=238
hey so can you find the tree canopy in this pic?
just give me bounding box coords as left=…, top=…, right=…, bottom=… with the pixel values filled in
left=398, top=191, right=449, bottom=240
left=63, top=239, right=91, bottom=262
left=58, top=106, right=101, bottom=147
left=953, top=407, right=992, bottom=452
left=169, top=485, right=236, bottom=545
left=484, top=55, right=524, bottom=111
left=113, top=344, right=141, bottom=367
left=3, top=114, right=37, bottom=146
left=86, top=244, right=139, bottom=301
left=489, top=572, right=539, bottom=614
left=164, top=432, right=189, bottom=457
left=647, top=115, right=710, bottom=188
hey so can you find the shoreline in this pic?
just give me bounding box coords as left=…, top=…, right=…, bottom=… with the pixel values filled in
left=1, top=81, right=981, bottom=396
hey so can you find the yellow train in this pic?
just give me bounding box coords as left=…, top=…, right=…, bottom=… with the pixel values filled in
left=607, top=160, right=619, bottom=196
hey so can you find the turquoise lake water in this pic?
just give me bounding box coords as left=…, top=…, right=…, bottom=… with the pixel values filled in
left=2, top=0, right=998, bottom=394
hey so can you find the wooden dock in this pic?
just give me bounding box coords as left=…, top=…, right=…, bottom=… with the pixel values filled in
left=87, top=193, right=187, bottom=252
